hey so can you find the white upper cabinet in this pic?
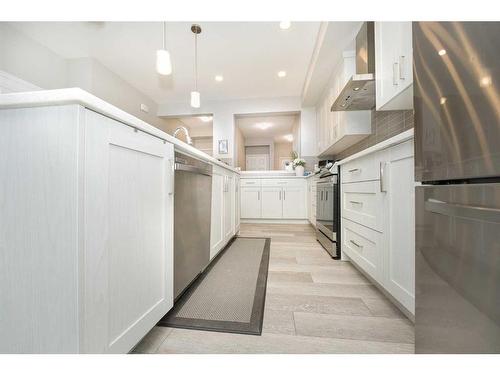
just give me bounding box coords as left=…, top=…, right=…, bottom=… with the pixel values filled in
left=375, top=22, right=414, bottom=110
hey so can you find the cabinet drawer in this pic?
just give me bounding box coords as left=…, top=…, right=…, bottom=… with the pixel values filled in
left=342, top=218, right=381, bottom=280
left=240, top=179, right=262, bottom=187
left=261, top=178, right=305, bottom=187
left=341, top=181, right=383, bottom=232
left=341, top=153, right=380, bottom=183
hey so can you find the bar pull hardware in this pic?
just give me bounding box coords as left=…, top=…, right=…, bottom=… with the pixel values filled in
left=279, top=191, right=281, bottom=200
left=380, top=162, right=387, bottom=192
left=350, top=240, right=363, bottom=248
left=399, top=55, right=405, bottom=80
left=348, top=168, right=360, bottom=173
left=350, top=200, right=363, bottom=205
left=393, top=62, right=399, bottom=86
left=258, top=191, right=260, bottom=200
left=325, top=191, right=328, bottom=200
left=283, top=190, right=286, bottom=200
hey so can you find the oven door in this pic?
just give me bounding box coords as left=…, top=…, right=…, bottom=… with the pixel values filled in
left=316, top=178, right=337, bottom=241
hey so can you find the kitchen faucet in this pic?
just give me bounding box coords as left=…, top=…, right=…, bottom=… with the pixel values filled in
left=173, top=126, right=193, bottom=145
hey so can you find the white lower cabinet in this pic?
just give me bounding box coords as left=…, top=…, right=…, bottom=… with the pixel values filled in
left=240, top=178, right=307, bottom=220
left=235, top=175, right=241, bottom=233
left=241, top=186, right=262, bottom=218
left=282, top=186, right=306, bottom=219
left=210, top=166, right=238, bottom=260
left=261, top=187, right=283, bottom=218
left=0, top=105, right=174, bottom=353
left=340, top=137, right=415, bottom=315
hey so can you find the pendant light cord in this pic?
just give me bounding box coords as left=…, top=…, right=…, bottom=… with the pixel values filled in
left=194, top=31, right=198, bottom=91
left=162, top=22, right=166, bottom=50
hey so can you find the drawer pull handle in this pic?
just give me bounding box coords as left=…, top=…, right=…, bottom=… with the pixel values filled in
left=348, top=168, right=360, bottom=173
left=350, top=200, right=363, bottom=205
left=350, top=240, right=363, bottom=248
left=246, top=182, right=255, bottom=184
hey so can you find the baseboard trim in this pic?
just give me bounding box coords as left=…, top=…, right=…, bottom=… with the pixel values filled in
left=343, top=253, right=415, bottom=323
left=241, top=219, right=309, bottom=224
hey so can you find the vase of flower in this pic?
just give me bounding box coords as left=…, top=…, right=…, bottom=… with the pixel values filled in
left=292, top=158, right=306, bottom=177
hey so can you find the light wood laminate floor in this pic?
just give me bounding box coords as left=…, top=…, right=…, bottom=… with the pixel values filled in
left=133, top=223, right=414, bottom=354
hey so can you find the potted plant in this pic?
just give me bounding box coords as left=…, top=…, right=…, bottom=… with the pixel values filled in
left=292, top=157, right=306, bottom=176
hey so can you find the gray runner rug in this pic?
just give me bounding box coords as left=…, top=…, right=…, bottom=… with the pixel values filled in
left=158, top=237, right=271, bottom=335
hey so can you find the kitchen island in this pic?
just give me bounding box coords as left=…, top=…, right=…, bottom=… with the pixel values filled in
left=0, top=88, right=239, bottom=353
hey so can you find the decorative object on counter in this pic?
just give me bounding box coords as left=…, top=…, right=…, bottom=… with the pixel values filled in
left=284, top=160, right=293, bottom=171
left=190, top=24, right=202, bottom=108
left=218, top=139, right=228, bottom=154
left=293, top=158, right=306, bottom=176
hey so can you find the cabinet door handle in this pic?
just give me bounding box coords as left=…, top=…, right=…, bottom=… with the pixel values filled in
left=258, top=191, right=260, bottom=200
left=350, top=240, right=363, bottom=248
left=279, top=191, right=281, bottom=200
left=283, top=190, right=286, bottom=200
left=348, top=168, right=360, bottom=173
left=399, top=55, right=405, bottom=80
left=380, top=162, right=387, bottom=193
left=350, top=200, right=362, bottom=205
left=393, top=62, right=399, bottom=86
left=325, top=191, right=328, bottom=200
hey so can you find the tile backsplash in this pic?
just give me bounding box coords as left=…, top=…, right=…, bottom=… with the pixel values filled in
left=334, top=109, right=414, bottom=160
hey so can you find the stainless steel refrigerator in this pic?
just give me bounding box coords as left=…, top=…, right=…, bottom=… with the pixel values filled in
left=413, top=22, right=500, bottom=353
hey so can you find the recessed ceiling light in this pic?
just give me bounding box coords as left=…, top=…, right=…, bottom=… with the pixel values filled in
left=284, top=134, right=294, bottom=142
left=256, top=122, right=272, bottom=130
left=199, top=116, right=213, bottom=122
left=277, top=71, right=287, bottom=78
left=438, top=49, right=447, bottom=56
left=440, top=97, right=447, bottom=105
left=279, top=21, right=291, bottom=30
left=215, top=75, right=224, bottom=82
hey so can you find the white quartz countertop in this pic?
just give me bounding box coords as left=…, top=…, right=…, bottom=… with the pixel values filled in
left=240, top=171, right=312, bottom=179
left=0, top=88, right=239, bottom=174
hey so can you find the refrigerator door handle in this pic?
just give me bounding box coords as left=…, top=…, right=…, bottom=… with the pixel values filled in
left=425, top=199, right=500, bottom=223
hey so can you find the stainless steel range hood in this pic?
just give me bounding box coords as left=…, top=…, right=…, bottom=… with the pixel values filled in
left=331, top=22, right=375, bottom=111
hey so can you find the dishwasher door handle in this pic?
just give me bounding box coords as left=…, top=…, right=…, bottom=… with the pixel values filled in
left=175, top=163, right=212, bottom=176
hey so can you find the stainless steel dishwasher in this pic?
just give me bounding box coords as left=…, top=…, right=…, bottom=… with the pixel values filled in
left=173, top=152, right=212, bottom=299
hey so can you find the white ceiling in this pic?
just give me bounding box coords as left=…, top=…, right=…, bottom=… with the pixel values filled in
left=236, top=113, right=298, bottom=143
left=178, top=116, right=213, bottom=129
left=9, top=22, right=321, bottom=103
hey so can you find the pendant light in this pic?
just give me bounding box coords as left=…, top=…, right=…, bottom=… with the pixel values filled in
left=190, top=24, right=202, bottom=108
left=156, top=22, right=172, bottom=75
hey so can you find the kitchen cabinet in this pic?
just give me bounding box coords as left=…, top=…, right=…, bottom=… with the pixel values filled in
left=210, top=166, right=237, bottom=260
left=240, top=178, right=307, bottom=220
left=282, top=186, right=307, bottom=219
left=241, top=186, right=262, bottom=218
left=0, top=105, right=174, bottom=353
left=223, top=174, right=235, bottom=243
left=375, top=22, right=413, bottom=110
left=316, top=52, right=371, bottom=156
left=261, top=187, right=283, bottom=218
left=235, top=174, right=241, bottom=233
left=340, top=135, right=415, bottom=315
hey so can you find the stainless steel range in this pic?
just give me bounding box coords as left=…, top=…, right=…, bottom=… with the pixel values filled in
left=316, top=162, right=340, bottom=258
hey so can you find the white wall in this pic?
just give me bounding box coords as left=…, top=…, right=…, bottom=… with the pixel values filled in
left=300, top=107, right=317, bottom=157
left=0, top=24, right=168, bottom=128
left=0, top=23, right=68, bottom=90
left=158, top=96, right=302, bottom=162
